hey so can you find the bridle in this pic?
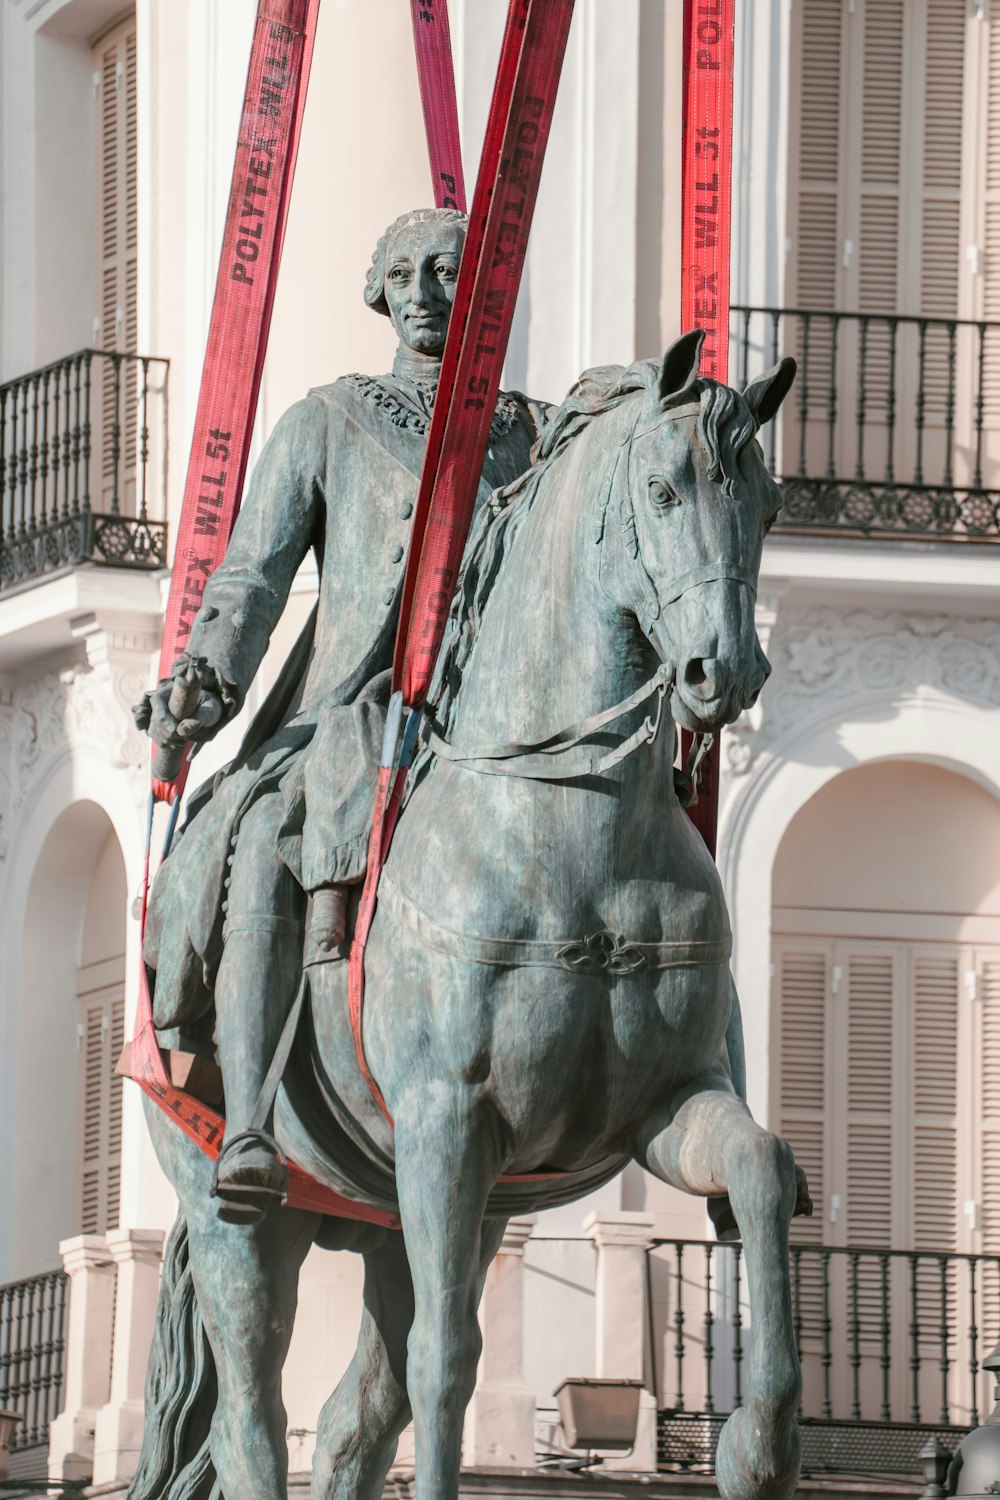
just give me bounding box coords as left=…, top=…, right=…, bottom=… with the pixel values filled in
left=424, top=397, right=756, bottom=786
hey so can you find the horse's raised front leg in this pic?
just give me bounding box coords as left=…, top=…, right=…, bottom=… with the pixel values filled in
left=311, top=1218, right=506, bottom=1500
left=393, top=1083, right=505, bottom=1500
left=635, top=1079, right=801, bottom=1500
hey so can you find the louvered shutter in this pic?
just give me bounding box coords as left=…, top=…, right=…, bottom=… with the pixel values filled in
left=977, top=952, right=1000, bottom=1251
left=771, top=939, right=831, bottom=1415
left=784, top=0, right=845, bottom=480
left=773, top=940, right=829, bottom=1249
left=972, top=4, right=1000, bottom=475
left=910, top=950, right=959, bottom=1251
left=786, top=1, right=967, bottom=483
left=77, top=986, right=124, bottom=1235
left=93, top=15, right=138, bottom=514
left=841, top=946, right=896, bottom=1248
left=909, top=948, right=959, bottom=1404
left=786, top=0, right=844, bottom=314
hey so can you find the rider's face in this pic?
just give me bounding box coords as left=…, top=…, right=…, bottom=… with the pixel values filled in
left=383, top=221, right=464, bottom=360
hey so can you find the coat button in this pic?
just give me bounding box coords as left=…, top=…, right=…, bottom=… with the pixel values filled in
left=391, top=545, right=404, bottom=563
left=382, top=587, right=395, bottom=605
left=400, top=502, right=414, bottom=519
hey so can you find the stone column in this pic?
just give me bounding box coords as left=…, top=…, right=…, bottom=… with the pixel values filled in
left=91, top=1228, right=165, bottom=1487
left=583, top=1211, right=658, bottom=1472
left=463, top=1217, right=536, bottom=1467
left=47, top=1235, right=116, bottom=1483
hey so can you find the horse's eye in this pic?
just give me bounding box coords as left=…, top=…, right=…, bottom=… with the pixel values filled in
left=648, top=476, right=680, bottom=509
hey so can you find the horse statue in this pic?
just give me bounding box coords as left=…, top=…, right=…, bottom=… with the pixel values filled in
left=131, top=330, right=808, bottom=1500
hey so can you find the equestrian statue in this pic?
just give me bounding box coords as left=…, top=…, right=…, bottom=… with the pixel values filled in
left=131, top=206, right=810, bottom=1500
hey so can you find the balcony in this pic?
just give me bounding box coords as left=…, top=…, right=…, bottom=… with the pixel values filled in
left=0, top=1269, right=68, bottom=1486
left=0, top=350, right=169, bottom=597
left=733, top=306, right=1000, bottom=544
left=650, top=1238, right=996, bottom=1483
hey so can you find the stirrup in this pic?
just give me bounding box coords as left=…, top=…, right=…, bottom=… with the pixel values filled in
left=211, top=1128, right=289, bottom=1212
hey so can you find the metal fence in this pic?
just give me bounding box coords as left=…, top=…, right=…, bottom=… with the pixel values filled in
left=732, top=305, right=1000, bottom=542
left=0, top=1270, right=68, bottom=1452
left=0, top=348, right=169, bottom=592
left=652, top=1238, right=999, bottom=1478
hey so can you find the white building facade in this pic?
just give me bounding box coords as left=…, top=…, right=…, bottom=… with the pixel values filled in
left=0, top=0, right=997, bottom=1492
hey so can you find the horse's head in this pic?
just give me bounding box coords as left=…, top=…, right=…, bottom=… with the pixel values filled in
left=600, top=330, right=795, bottom=733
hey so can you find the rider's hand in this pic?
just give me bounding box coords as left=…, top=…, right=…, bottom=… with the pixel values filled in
left=132, top=658, right=225, bottom=751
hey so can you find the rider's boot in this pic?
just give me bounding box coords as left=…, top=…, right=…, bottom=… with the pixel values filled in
left=212, top=917, right=303, bottom=1222
left=211, top=880, right=353, bottom=1221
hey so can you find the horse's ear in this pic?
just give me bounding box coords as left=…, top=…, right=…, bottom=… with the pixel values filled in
left=742, top=356, right=797, bottom=429
left=658, top=330, right=706, bottom=404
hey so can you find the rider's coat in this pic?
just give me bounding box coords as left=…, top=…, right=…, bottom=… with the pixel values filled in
left=144, top=365, right=546, bottom=1027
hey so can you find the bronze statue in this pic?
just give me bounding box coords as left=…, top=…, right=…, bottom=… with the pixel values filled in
left=133, top=212, right=810, bottom=1500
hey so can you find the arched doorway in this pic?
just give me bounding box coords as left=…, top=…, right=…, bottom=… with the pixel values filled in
left=11, top=803, right=127, bottom=1278
left=769, top=760, right=1000, bottom=1423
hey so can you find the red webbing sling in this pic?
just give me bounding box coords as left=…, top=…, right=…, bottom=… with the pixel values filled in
left=126, top=0, right=397, bottom=1226
left=349, top=0, right=576, bottom=1122
left=678, top=0, right=736, bottom=858
left=152, top=0, right=320, bottom=806
left=410, top=0, right=467, bottom=213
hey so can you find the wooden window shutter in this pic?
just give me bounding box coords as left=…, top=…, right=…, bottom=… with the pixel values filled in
left=77, top=986, right=124, bottom=1236
left=910, top=950, right=959, bottom=1251
left=787, top=0, right=845, bottom=314
left=772, top=939, right=830, bottom=1247
left=771, top=939, right=830, bottom=1364
left=972, top=4, right=1000, bottom=444
left=93, top=14, right=138, bottom=513
left=842, top=946, right=895, bottom=1249
left=978, top=952, right=1000, bottom=1251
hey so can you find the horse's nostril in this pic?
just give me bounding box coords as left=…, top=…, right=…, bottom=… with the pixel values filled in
left=684, top=657, right=725, bottom=698
left=684, top=658, right=709, bottom=689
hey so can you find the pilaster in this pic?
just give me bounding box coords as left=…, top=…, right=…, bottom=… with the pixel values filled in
left=583, top=1211, right=658, bottom=1472
left=464, top=1218, right=537, bottom=1467
left=91, top=1228, right=165, bottom=1487
left=47, top=1234, right=115, bottom=1484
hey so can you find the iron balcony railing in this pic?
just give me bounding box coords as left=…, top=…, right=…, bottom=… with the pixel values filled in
left=0, top=1270, right=68, bottom=1453
left=652, top=1238, right=999, bottom=1479
left=732, top=305, right=1000, bottom=543
left=0, top=349, right=169, bottom=593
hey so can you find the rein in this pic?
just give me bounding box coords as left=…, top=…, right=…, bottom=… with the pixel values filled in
left=425, top=662, right=674, bottom=781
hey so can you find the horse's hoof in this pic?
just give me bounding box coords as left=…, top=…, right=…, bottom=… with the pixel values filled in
left=794, top=1164, right=813, bottom=1219
left=708, top=1193, right=740, bottom=1242
left=715, top=1405, right=800, bottom=1500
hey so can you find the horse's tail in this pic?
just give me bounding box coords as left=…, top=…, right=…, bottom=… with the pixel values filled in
left=127, top=1214, right=219, bottom=1500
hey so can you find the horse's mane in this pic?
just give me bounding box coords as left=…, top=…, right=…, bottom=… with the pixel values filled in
left=426, top=359, right=758, bottom=734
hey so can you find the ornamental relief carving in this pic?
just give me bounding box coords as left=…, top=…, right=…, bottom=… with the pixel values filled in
left=722, top=608, right=1000, bottom=782
left=0, top=630, right=155, bottom=848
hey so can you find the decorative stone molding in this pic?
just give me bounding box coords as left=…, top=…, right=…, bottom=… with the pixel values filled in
left=0, top=619, right=157, bottom=844
left=723, top=607, right=1000, bottom=788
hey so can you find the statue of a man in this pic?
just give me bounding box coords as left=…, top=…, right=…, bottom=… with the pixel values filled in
left=136, top=208, right=549, bottom=1216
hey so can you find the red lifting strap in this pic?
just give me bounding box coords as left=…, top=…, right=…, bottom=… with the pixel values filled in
left=349, top=0, right=576, bottom=1121
left=678, top=0, right=736, bottom=859
left=410, top=0, right=467, bottom=213
left=152, top=0, right=321, bottom=805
